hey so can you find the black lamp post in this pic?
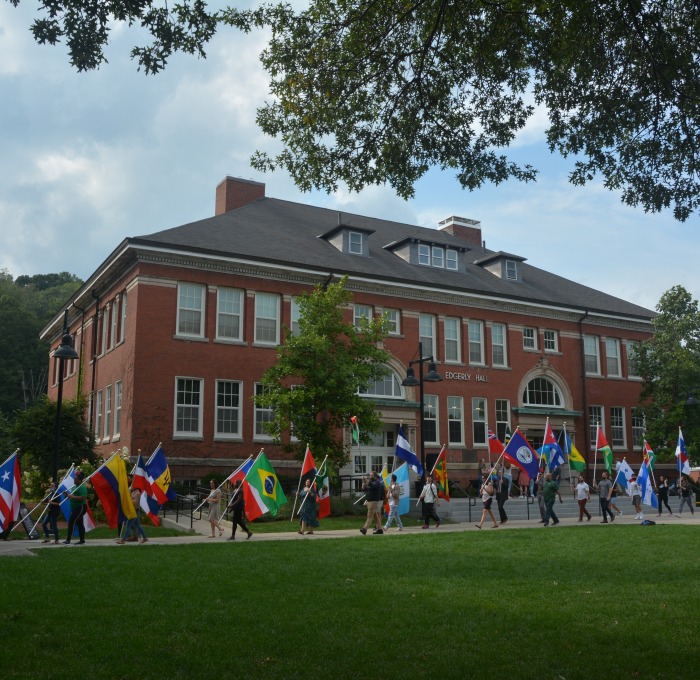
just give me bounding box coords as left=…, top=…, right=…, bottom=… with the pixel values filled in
left=402, top=341, right=443, bottom=480
left=52, top=309, right=79, bottom=484
left=685, top=389, right=699, bottom=407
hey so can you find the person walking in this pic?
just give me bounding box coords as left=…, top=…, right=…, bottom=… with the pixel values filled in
left=384, top=474, right=404, bottom=531
left=62, top=470, right=88, bottom=545
left=117, top=485, right=148, bottom=544
left=360, top=471, right=384, bottom=535
left=205, top=479, right=225, bottom=538
left=419, top=474, right=441, bottom=529
left=535, top=472, right=547, bottom=523
left=542, top=472, right=562, bottom=527
left=629, top=475, right=643, bottom=520
left=475, top=475, right=499, bottom=529
left=655, top=475, right=673, bottom=517
left=298, top=478, right=319, bottom=535
left=678, top=477, right=695, bottom=515
left=576, top=476, right=592, bottom=522
left=226, top=479, right=252, bottom=540
left=41, top=481, right=61, bottom=544
left=597, top=471, right=615, bottom=523
left=496, top=471, right=509, bottom=525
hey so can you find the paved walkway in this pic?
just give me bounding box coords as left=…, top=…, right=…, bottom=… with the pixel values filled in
left=2, top=511, right=697, bottom=557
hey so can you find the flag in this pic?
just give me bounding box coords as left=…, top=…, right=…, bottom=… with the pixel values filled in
left=543, top=420, right=565, bottom=471
left=395, top=425, right=423, bottom=475
left=562, top=430, right=586, bottom=472
left=504, top=425, right=512, bottom=445
left=0, top=452, right=21, bottom=532
left=139, top=490, right=161, bottom=527
left=350, top=416, right=360, bottom=445
left=393, top=462, right=410, bottom=516
left=380, top=465, right=390, bottom=513
left=226, top=457, right=254, bottom=484
left=132, top=454, right=151, bottom=492
left=301, top=446, right=317, bottom=484
left=637, top=461, right=658, bottom=510
left=613, top=459, right=634, bottom=494
left=244, top=452, right=288, bottom=519
left=91, top=454, right=136, bottom=529
left=488, top=428, right=505, bottom=456
left=642, top=439, right=656, bottom=471
left=431, top=446, right=449, bottom=500
left=676, top=428, right=690, bottom=475
left=502, top=429, right=541, bottom=480
left=596, top=426, right=613, bottom=473
left=57, top=468, right=98, bottom=535
left=146, top=446, right=177, bottom=503
left=315, top=460, right=331, bottom=519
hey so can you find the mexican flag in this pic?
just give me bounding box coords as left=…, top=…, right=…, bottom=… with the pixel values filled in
left=315, top=460, right=331, bottom=519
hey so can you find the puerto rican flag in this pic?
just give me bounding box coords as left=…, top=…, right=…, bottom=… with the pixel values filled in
left=0, top=452, right=21, bottom=532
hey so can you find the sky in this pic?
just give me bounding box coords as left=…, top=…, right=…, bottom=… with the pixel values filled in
left=1, top=2, right=698, bottom=313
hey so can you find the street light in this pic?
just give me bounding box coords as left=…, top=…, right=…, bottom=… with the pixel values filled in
left=685, top=389, right=699, bottom=407
left=52, top=309, right=79, bottom=484
left=402, top=341, right=442, bottom=480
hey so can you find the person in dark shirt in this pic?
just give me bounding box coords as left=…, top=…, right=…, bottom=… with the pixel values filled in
left=226, top=479, right=253, bottom=540
left=359, top=471, right=384, bottom=535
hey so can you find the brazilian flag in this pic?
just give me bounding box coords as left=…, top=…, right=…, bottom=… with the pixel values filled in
left=245, top=452, right=288, bottom=517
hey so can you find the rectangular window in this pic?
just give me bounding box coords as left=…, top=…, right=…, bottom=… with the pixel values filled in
left=444, top=317, right=461, bottom=363
left=348, top=231, right=364, bottom=255
left=101, top=307, right=109, bottom=354
left=119, top=291, right=127, bottom=343
left=631, top=408, right=644, bottom=449
left=523, top=327, right=537, bottom=350
left=290, top=297, right=301, bottom=337
left=605, top=337, right=621, bottom=377
left=447, top=396, right=464, bottom=445
left=216, top=380, right=241, bottom=437
left=354, top=303, right=372, bottom=329
left=446, top=249, right=458, bottom=270
left=383, top=309, right=400, bottom=335
left=611, top=407, right=625, bottom=448
left=431, top=246, right=444, bottom=268
left=254, top=383, right=275, bottom=438
left=114, top=381, right=122, bottom=437
left=419, top=313, right=436, bottom=359
left=216, top=287, right=243, bottom=341
left=544, top=330, right=558, bottom=352
left=418, top=244, right=430, bottom=266
left=492, top=323, right=507, bottom=367
left=177, top=283, right=205, bottom=337
left=254, top=292, right=280, bottom=345
left=472, top=397, right=487, bottom=446
left=110, top=299, right=118, bottom=350
left=370, top=455, right=384, bottom=474
left=424, top=394, right=439, bottom=445
left=95, top=390, right=103, bottom=439
left=175, top=377, right=203, bottom=436
left=584, top=335, right=600, bottom=375
left=626, top=341, right=640, bottom=378
left=468, top=320, right=484, bottom=364
left=104, top=384, right=112, bottom=439
left=496, top=399, right=510, bottom=442
left=589, top=405, right=603, bottom=449
left=505, top=260, right=518, bottom=280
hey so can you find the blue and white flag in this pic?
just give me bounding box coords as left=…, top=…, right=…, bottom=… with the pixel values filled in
left=614, top=459, right=635, bottom=494
left=393, top=462, right=411, bottom=516
left=676, top=428, right=691, bottom=475
left=637, top=461, right=658, bottom=510
left=395, top=426, right=423, bottom=476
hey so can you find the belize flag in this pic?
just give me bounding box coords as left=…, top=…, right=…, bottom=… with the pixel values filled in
left=502, top=429, right=540, bottom=481
left=395, top=425, right=423, bottom=475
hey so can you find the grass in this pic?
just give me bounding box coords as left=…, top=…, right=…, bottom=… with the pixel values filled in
left=2, top=525, right=698, bottom=680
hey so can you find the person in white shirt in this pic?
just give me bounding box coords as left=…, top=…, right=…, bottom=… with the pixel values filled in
left=383, top=474, right=404, bottom=531
left=576, top=476, right=591, bottom=521
left=629, top=476, right=643, bottom=520
left=419, top=474, right=441, bottom=529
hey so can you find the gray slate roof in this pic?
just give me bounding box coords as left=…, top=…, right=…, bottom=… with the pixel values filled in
left=132, top=196, right=654, bottom=320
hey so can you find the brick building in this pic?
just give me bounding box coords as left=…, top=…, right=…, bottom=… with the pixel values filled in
left=41, top=176, right=654, bottom=487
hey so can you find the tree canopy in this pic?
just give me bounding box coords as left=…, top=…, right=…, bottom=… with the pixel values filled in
left=10, top=0, right=700, bottom=220
left=635, top=285, right=700, bottom=463
left=255, top=276, right=391, bottom=469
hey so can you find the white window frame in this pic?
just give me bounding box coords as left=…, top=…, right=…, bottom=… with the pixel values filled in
left=447, top=396, right=464, bottom=445
left=290, top=297, right=301, bottom=337
left=110, top=299, right=118, bottom=350
left=444, top=317, right=461, bottom=363
left=605, top=337, right=621, bottom=377
left=254, top=292, right=280, bottom=346
left=215, top=380, right=242, bottom=439
left=431, top=246, right=444, bottom=268
left=631, top=408, right=644, bottom=449
left=446, top=249, right=458, bottom=270
left=359, top=371, right=404, bottom=399
left=543, top=329, right=558, bottom=353
left=174, top=377, right=204, bottom=437
left=101, top=307, right=109, bottom=354
left=611, top=407, right=626, bottom=449
left=254, top=383, right=275, bottom=440
left=119, top=291, right=127, bottom=343
left=177, top=283, right=206, bottom=338
left=423, top=394, right=439, bottom=445
left=418, top=244, right=431, bottom=266
left=383, top=308, right=400, bottom=335
left=114, top=381, right=122, bottom=438
left=626, top=340, right=640, bottom=379
left=584, top=335, right=601, bottom=375
left=216, top=287, right=243, bottom=341
left=495, top=399, right=510, bottom=442
left=468, top=320, right=485, bottom=365
left=472, top=397, right=487, bottom=446
left=419, top=313, right=436, bottom=359
left=492, top=323, right=507, bottom=367
left=348, top=231, right=364, bottom=255
left=505, top=260, right=518, bottom=280
left=104, top=384, right=112, bottom=440
left=523, top=327, right=537, bottom=350
left=354, top=303, right=373, bottom=329
left=522, top=377, right=564, bottom=408
left=95, top=390, right=103, bottom=439
left=589, top=405, right=604, bottom=450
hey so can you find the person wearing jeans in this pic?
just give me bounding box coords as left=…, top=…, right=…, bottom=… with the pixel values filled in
left=597, top=472, right=615, bottom=523
left=678, top=477, right=695, bottom=514
left=384, top=474, right=404, bottom=531
left=360, top=471, right=384, bottom=535
left=542, top=473, right=561, bottom=526
left=419, top=474, right=441, bottom=529
left=41, top=481, right=61, bottom=544
left=63, top=470, right=88, bottom=545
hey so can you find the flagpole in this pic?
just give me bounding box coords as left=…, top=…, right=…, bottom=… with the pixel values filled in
left=561, top=421, right=573, bottom=490
left=25, top=466, right=75, bottom=535
left=291, top=445, right=310, bottom=521
left=296, top=455, right=329, bottom=516
left=192, top=454, right=255, bottom=516
left=593, top=422, right=599, bottom=482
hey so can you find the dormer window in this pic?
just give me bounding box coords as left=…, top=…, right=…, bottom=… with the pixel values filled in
left=319, top=224, right=373, bottom=256
left=446, top=249, right=458, bottom=270
left=432, top=246, right=444, bottom=268
left=505, top=260, right=518, bottom=280
left=474, top=251, right=526, bottom=281
left=349, top=231, right=364, bottom=255
left=418, top=244, right=430, bottom=265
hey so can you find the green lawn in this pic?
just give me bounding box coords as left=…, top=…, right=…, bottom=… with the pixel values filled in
left=2, top=526, right=697, bottom=679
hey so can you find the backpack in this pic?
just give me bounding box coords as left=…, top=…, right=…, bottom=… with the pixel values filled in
left=641, top=519, right=656, bottom=526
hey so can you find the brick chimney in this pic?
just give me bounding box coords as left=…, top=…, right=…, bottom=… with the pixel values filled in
left=215, top=176, right=265, bottom=215
left=438, top=216, right=482, bottom=247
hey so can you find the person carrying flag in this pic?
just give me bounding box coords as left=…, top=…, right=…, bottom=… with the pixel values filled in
left=655, top=475, right=673, bottom=517
left=62, top=470, right=88, bottom=545
left=418, top=474, right=441, bottom=529
left=41, top=481, right=61, bottom=544
left=383, top=473, right=404, bottom=531
left=542, top=472, right=562, bottom=527
left=297, top=478, right=319, bottom=535
left=596, top=471, right=615, bottom=524
left=678, top=477, right=695, bottom=515
left=359, top=471, right=384, bottom=535
left=117, top=483, right=148, bottom=544
left=226, top=479, right=252, bottom=540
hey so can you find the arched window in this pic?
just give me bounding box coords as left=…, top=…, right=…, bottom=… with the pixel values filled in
left=359, top=370, right=404, bottom=399
left=522, top=377, right=563, bottom=407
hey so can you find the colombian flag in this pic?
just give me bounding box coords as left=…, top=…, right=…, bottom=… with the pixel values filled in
left=432, top=445, right=450, bottom=500
left=91, top=453, right=136, bottom=529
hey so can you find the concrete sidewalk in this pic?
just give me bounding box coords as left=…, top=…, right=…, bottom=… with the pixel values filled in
left=2, top=511, right=697, bottom=557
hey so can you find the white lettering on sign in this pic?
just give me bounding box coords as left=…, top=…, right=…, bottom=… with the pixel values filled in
left=444, top=371, right=488, bottom=383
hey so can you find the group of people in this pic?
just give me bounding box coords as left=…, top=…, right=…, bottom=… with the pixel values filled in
left=38, top=468, right=89, bottom=545
left=204, top=478, right=253, bottom=540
